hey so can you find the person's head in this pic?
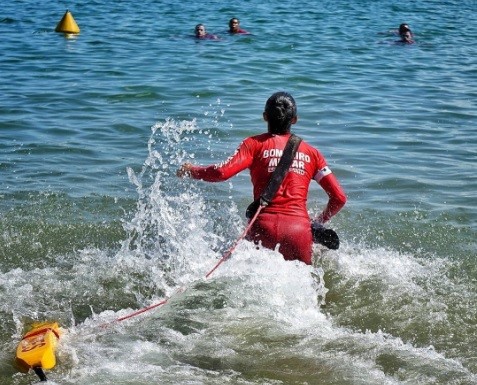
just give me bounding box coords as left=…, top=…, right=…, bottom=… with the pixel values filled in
left=263, top=92, right=298, bottom=134
left=399, top=23, right=412, bottom=36
left=195, top=24, right=206, bottom=37
left=229, top=18, right=240, bottom=33
left=400, top=30, right=413, bottom=43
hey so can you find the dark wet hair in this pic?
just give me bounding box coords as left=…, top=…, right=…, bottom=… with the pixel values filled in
left=399, top=23, right=411, bottom=36
left=264, top=92, right=297, bottom=134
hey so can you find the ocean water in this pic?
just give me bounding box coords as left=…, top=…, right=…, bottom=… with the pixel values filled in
left=1, top=1, right=476, bottom=384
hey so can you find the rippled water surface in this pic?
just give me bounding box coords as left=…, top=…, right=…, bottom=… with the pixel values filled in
left=1, top=1, right=476, bottom=384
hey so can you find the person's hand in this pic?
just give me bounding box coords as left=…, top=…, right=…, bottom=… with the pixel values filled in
left=311, top=219, right=340, bottom=250
left=311, top=219, right=324, bottom=231
left=177, top=163, right=193, bottom=178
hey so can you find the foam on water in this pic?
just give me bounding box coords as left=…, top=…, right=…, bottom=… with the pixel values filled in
left=49, top=242, right=476, bottom=384
left=1, top=117, right=475, bottom=384
left=1, top=119, right=463, bottom=384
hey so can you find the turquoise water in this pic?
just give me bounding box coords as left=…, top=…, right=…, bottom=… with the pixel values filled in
left=1, top=1, right=476, bottom=384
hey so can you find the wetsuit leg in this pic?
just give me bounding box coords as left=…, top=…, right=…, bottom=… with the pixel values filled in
left=248, top=213, right=313, bottom=265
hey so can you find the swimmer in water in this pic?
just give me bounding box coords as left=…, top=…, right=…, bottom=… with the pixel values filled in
left=396, top=23, right=415, bottom=44
left=194, top=24, right=219, bottom=40
left=228, top=18, right=250, bottom=34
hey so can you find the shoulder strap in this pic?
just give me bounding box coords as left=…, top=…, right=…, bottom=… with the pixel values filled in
left=260, top=134, right=302, bottom=205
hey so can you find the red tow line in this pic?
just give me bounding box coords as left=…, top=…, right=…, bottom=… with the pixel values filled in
left=205, top=205, right=263, bottom=278
left=102, top=205, right=263, bottom=326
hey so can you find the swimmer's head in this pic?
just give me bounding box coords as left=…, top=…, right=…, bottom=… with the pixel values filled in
left=399, top=23, right=412, bottom=36
left=195, top=24, right=206, bottom=37
left=401, top=30, right=413, bottom=43
left=264, top=92, right=298, bottom=134
left=229, top=18, right=240, bottom=32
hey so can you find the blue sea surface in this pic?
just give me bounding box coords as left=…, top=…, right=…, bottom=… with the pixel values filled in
left=1, top=1, right=476, bottom=384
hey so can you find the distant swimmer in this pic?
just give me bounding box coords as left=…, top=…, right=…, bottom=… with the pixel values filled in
left=396, top=23, right=414, bottom=44
left=228, top=18, right=250, bottom=35
left=194, top=24, right=220, bottom=40
left=397, top=29, right=414, bottom=44
left=378, top=23, right=415, bottom=45
left=398, top=23, right=413, bottom=37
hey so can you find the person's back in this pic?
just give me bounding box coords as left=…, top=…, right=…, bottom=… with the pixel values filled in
left=177, top=92, right=346, bottom=265
left=245, top=132, right=325, bottom=218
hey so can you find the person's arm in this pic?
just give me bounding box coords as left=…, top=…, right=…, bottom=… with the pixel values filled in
left=313, top=167, right=347, bottom=224
left=177, top=140, right=253, bottom=182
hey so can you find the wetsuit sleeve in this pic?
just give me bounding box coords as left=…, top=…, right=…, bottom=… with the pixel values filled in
left=189, top=140, right=254, bottom=182
left=314, top=170, right=347, bottom=224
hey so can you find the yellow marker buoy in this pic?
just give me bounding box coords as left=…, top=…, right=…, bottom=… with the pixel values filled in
left=55, top=10, right=80, bottom=34
left=16, top=322, right=62, bottom=382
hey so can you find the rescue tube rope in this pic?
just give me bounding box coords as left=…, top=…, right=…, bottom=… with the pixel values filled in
left=102, top=205, right=264, bottom=326
left=205, top=205, right=263, bottom=278
left=22, top=327, right=60, bottom=341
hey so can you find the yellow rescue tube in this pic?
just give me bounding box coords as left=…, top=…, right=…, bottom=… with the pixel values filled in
left=16, top=322, right=61, bottom=372
left=55, top=10, right=80, bottom=34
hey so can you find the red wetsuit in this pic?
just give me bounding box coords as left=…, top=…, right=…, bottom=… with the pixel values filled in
left=230, top=28, right=250, bottom=35
left=188, top=132, right=346, bottom=265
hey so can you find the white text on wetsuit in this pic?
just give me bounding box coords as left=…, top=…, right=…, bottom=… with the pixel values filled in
left=263, top=149, right=310, bottom=175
